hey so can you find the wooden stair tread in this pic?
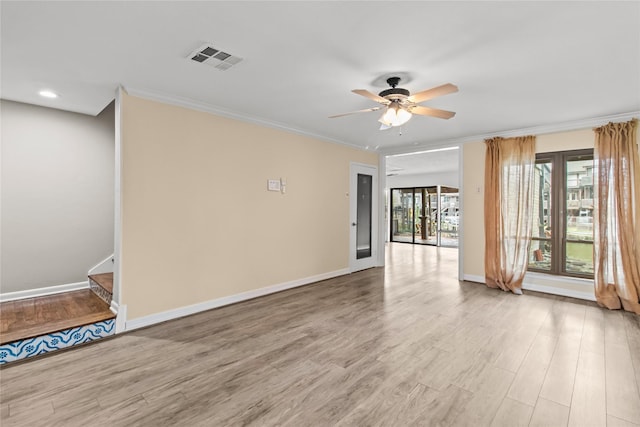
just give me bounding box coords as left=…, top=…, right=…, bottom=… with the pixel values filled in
left=0, top=290, right=115, bottom=345
left=89, top=272, right=113, bottom=293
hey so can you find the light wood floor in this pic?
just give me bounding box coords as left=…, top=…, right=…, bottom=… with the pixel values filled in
left=1, top=243, right=639, bottom=426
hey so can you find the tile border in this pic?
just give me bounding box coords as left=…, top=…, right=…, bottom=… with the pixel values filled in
left=0, top=319, right=115, bottom=364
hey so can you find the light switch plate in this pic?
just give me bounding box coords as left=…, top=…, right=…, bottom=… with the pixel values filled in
left=268, top=179, right=281, bottom=191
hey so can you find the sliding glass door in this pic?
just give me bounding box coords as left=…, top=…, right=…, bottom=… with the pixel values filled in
left=390, top=186, right=459, bottom=247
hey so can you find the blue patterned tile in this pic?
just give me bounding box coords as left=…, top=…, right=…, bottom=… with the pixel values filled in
left=0, top=319, right=115, bottom=364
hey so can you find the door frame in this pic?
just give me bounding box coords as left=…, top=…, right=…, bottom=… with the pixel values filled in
left=349, top=162, right=379, bottom=273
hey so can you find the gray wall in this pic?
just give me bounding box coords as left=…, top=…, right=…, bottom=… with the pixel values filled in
left=1, top=100, right=115, bottom=293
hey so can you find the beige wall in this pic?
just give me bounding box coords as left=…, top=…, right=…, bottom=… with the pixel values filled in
left=120, top=93, right=378, bottom=319
left=1, top=100, right=115, bottom=293
left=462, top=127, right=638, bottom=285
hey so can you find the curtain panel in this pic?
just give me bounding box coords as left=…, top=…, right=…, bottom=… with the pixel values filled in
left=484, top=135, right=536, bottom=294
left=594, top=119, right=640, bottom=314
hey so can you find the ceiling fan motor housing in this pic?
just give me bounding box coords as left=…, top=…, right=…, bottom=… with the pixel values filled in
left=379, top=87, right=410, bottom=98
left=379, top=77, right=410, bottom=99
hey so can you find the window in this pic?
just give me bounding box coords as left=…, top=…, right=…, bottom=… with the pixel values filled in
left=528, top=149, right=594, bottom=277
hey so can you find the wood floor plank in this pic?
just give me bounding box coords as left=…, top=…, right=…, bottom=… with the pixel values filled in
left=581, top=306, right=605, bottom=355
left=568, top=349, right=606, bottom=427
left=605, top=342, right=640, bottom=424
left=6, top=398, right=54, bottom=427
left=490, top=397, right=533, bottom=427
left=0, top=244, right=638, bottom=426
left=607, top=415, right=640, bottom=427
left=538, top=306, right=584, bottom=407
left=507, top=332, right=557, bottom=406
left=406, top=383, right=474, bottom=426
left=623, top=312, right=640, bottom=397
left=493, top=324, right=541, bottom=373
left=605, top=311, right=640, bottom=425
left=451, top=365, right=515, bottom=426
left=529, top=397, right=570, bottom=427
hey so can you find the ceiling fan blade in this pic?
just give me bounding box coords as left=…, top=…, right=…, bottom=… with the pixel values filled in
left=352, top=89, right=389, bottom=104
left=411, top=106, right=456, bottom=119
left=328, top=106, right=382, bottom=118
left=407, top=83, right=458, bottom=104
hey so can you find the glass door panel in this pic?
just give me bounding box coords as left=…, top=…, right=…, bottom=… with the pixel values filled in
left=427, top=189, right=438, bottom=245
left=356, top=173, right=372, bottom=259
left=529, top=159, right=553, bottom=271
left=564, top=155, right=594, bottom=275
left=413, top=190, right=422, bottom=243
left=439, top=187, right=459, bottom=247
left=390, top=189, right=414, bottom=243
left=414, top=188, right=427, bottom=244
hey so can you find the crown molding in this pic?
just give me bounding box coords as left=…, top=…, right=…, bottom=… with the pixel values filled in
left=121, top=86, right=368, bottom=152
left=116, top=87, right=639, bottom=157
left=379, top=111, right=640, bottom=156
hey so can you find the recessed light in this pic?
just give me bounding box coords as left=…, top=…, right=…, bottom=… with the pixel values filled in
left=39, top=90, right=58, bottom=99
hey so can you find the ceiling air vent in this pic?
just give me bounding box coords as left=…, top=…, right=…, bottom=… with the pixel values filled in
left=187, top=43, right=243, bottom=71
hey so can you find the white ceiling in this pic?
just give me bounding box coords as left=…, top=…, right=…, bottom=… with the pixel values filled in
left=2, top=1, right=639, bottom=154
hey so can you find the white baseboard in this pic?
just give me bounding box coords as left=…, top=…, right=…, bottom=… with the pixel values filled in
left=522, top=282, right=596, bottom=302
left=125, top=268, right=350, bottom=332
left=462, top=273, right=596, bottom=302
left=463, top=274, right=485, bottom=284
left=0, top=281, right=89, bottom=302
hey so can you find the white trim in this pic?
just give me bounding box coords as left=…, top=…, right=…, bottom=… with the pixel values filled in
left=462, top=273, right=596, bottom=302
left=380, top=111, right=640, bottom=156
left=115, top=303, right=127, bottom=334
left=88, top=254, right=114, bottom=275
left=524, top=271, right=594, bottom=285
left=123, top=86, right=366, bottom=152
left=0, top=281, right=89, bottom=302
left=124, top=268, right=350, bottom=332
left=378, top=156, right=386, bottom=267
left=522, top=282, right=596, bottom=302
left=457, top=144, right=464, bottom=281
left=463, top=274, right=485, bottom=284
left=113, top=87, right=123, bottom=308
left=349, top=163, right=379, bottom=273
left=109, top=300, right=119, bottom=315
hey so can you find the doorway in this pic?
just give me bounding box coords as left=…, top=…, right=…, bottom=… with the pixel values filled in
left=390, top=185, right=459, bottom=247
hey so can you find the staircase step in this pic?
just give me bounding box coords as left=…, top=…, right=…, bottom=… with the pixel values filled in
left=0, top=290, right=114, bottom=345
left=1, top=290, right=116, bottom=364
left=88, top=272, right=113, bottom=305
left=89, top=273, right=113, bottom=293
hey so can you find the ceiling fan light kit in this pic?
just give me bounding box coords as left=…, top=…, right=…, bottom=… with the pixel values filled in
left=331, top=76, right=458, bottom=130
left=379, top=102, right=412, bottom=127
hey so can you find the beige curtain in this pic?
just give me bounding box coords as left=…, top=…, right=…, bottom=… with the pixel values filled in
left=484, top=136, right=536, bottom=294
left=593, top=119, right=640, bottom=314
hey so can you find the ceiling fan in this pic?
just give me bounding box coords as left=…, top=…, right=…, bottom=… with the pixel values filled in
left=329, top=77, right=458, bottom=130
